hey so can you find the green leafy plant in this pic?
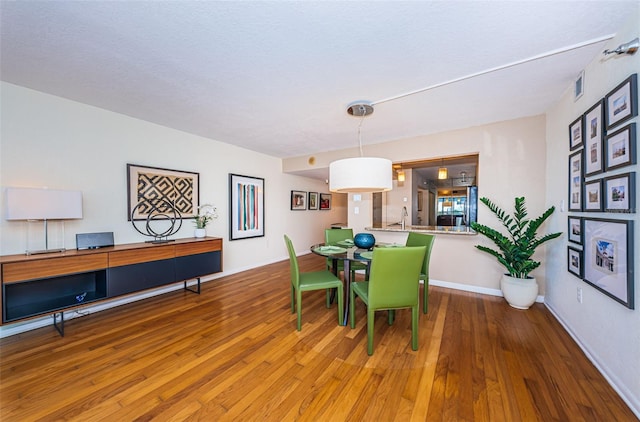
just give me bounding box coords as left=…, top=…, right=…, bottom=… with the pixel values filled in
left=470, top=197, right=562, bottom=279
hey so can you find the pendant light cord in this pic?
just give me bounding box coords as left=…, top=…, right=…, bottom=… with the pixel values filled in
left=357, top=105, right=366, bottom=157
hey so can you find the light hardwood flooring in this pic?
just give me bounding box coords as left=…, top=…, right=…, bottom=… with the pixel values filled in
left=0, top=253, right=637, bottom=421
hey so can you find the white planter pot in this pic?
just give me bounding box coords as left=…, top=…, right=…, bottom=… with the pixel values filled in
left=500, top=274, right=538, bottom=310
left=194, top=228, right=206, bottom=238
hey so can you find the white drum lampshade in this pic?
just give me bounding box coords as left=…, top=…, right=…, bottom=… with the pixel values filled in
left=329, top=157, right=392, bottom=193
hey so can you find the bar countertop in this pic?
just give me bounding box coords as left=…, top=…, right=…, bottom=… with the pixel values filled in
left=365, top=225, right=477, bottom=235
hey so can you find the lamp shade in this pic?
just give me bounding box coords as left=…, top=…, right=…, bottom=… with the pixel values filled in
left=438, top=167, right=448, bottom=180
left=5, top=187, right=83, bottom=220
left=329, top=157, right=392, bottom=193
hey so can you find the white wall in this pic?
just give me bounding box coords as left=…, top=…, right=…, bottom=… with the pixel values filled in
left=0, top=82, right=347, bottom=336
left=544, top=14, right=639, bottom=415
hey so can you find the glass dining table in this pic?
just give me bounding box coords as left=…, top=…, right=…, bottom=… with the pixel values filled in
left=310, top=241, right=403, bottom=325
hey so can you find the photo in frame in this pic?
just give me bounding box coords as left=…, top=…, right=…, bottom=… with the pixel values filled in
left=229, top=173, right=265, bottom=240
left=319, top=193, right=332, bottom=210
left=604, top=172, right=635, bottom=213
left=569, top=115, right=584, bottom=151
left=605, top=123, right=636, bottom=171
left=568, top=150, right=583, bottom=212
left=308, top=192, right=319, bottom=210
left=583, top=218, right=634, bottom=309
left=605, top=73, right=637, bottom=130
left=127, top=163, right=199, bottom=221
left=567, top=246, right=583, bottom=279
left=574, top=70, right=585, bottom=102
left=583, top=179, right=602, bottom=212
left=290, top=190, right=307, bottom=210
left=567, top=216, right=583, bottom=245
left=584, top=99, right=604, bottom=177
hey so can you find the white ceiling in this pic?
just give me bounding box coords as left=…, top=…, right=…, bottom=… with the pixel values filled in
left=1, top=1, right=638, bottom=160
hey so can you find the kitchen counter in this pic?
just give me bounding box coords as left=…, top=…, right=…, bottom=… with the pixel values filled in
left=366, top=225, right=477, bottom=235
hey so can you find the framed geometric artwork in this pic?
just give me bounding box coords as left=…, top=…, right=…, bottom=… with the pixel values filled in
left=290, top=190, right=307, bottom=210
left=567, top=246, right=583, bottom=279
left=229, top=173, right=265, bottom=240
left=569, top=115, right=584, bottom=151
left=319, top=193, right=332, bottom=210
left=604, top=172, right=635, bottom=213
left=605, top=123, right=636, bottom=171
left=605, top=73, right=637, bottom=130
left=127, top=163, right=199, bottom=221
left=584, top=99, right=605, bottom=177
left=567, top=216, right=583, bottom=245
left=583, top=179, right=603, bottom=212
left=308, top=192, right=319, bottom=210
left=568, top=150, right=583, bottom=212
left=583, top=218, right=634, bottom=309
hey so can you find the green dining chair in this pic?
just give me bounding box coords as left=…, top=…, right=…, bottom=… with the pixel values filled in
left=350, top=246, right=426, bottom=355
left=284, top=235, right=344, bottom=331
left=405, top=232, right=435, bottom=313
left=324, top=228, right=367, bottom=280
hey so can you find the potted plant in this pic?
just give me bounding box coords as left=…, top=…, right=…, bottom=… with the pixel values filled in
left=470, top=196, right=562, bottom=309
left=193, top=204, right=218, bottom=238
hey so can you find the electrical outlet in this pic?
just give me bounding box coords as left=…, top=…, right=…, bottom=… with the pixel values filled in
left=577, top=286, right=583, bottom=303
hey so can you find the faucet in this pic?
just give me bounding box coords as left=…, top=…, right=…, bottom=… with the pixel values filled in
left=401, top=206, right=408, bottom=230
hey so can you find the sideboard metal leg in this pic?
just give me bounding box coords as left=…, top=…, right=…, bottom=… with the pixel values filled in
left=184, top=278, right=201, bottom=294
left=53, top=312, right=64, bottom=337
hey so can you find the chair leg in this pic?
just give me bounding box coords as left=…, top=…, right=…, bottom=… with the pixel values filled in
left=296, top=290, right=303, bottom=331
left=337, top=285, right=344, bottom=326
left=326, top=289, right=331, bottom=308
left=387, top=309, right=395, bottom=325
left=412, top=304, right=419, bottom=351
left=291, top=285, right=295, bottom=314
left=422, top=279, right=429, bottom=314
left=367, top=309, right=375, bottom=355
left=349, top=285, right=356, bottom=329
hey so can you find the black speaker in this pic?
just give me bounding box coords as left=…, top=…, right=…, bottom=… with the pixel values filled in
left=76, top=232, right=114, bottom=250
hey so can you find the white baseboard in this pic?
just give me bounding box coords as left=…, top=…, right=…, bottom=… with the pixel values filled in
left=429, top=278, right=545, bottom=303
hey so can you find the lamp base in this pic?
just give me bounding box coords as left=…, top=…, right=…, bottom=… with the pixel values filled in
left=26, top=248, right=67, bottom=256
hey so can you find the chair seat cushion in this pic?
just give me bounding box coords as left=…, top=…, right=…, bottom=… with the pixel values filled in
left=299, top=270, right=342, bottom=291
left=351, top=281, right=369, bottom=304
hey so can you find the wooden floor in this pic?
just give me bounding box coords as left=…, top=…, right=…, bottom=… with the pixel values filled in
left=1, top=253, right=637, bottom=421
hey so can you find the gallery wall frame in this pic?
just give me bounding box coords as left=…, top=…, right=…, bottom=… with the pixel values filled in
left=567, top=246, right=583, bottom=279
left=605, top=73, right=637, bottom=130
left=605, top=123, right=636, bottom=171
left=319, top=193, right=332, bottom=210
left=127, top=163, right=199, bottom=221
left=583, top=179, right=603, bottom=212
left=569, top=115, right=584, bottom=151
left=229, top=173, right=265, bottom=240
left=582, top=218, right=634, bottom=309
left=568, top=150, right=583, bottom=212
left=291, top=190, right=307, bottom=210
left=603, top=172, right=635, bottom=213
left=308, top=192, right=319, bottom=210
left=567, top=216, right=583, bottom=245
left=584, top=99, right=605, bottom=177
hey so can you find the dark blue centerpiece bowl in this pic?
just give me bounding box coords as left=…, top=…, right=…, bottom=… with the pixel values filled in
left=354, top=233, right=375, bottom=250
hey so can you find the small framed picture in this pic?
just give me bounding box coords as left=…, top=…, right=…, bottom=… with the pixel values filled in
left=605, top=73, right=637, bottom=130
left=604, top=172, right=635, bottom=213
left=584, top=100, right=604, bottom=177
left=319, top=193, right=332, bottom=210
left=584, top=179, right=603, bottom=212
left=308, top=192, right=319, bottom=210
left=574, top=70, right=585, bottom=102
left=291, top=190, right=307, bottom=210
left=567, top=216, right=583, bottom=245
left=569, top=115, right=584, bottom=151
left=605, top=123, right=636, bottom=171
left=568, top=150, right=583, bottom=212
left=567, top=246, right=583, bottom=278
left=583, top=218, right=634, bottom=309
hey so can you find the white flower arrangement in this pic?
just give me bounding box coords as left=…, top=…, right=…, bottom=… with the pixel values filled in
left=193, top=204, right=218, bottom=229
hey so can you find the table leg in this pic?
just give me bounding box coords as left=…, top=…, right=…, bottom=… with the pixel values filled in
left=329, top=257, right=338, bottom=304
left=342, top=259, right=351, bottom=326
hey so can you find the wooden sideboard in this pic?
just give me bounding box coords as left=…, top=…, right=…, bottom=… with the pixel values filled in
left=0, top=237, right=222, bottom=335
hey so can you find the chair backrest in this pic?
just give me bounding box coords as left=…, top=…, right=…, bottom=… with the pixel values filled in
left=284, top=235, right=300, bottom=289
left=325, top=228, right=354, bottom=245
left=368, top=246, right=426, bottom=309
left=405, top=232, right=435, bottom=276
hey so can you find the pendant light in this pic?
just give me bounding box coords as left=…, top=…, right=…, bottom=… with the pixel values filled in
left=329, top=103, right=392, bottom=193
left=438, top=159, right=448, bottom=180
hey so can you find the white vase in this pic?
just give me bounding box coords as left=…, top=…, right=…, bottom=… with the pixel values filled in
left=500, top=274, right=538, bottom=310
left=194, top=228, right=206, bottom=238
